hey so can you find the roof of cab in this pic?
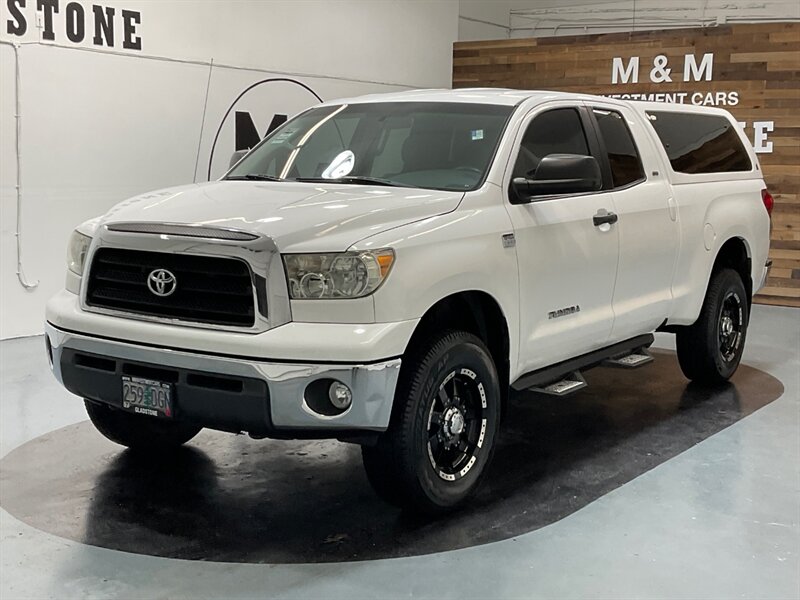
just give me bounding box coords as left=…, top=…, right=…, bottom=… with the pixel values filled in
left=320, top=88, right=738, bottom=119
left=321, top=88, right=600, bottom=107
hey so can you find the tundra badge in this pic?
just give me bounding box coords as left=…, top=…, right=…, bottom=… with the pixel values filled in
left=548, top=305, right=581, bottom=319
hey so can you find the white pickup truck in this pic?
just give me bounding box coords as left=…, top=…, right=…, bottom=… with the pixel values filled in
left=46, top=89, right=772, bottom=513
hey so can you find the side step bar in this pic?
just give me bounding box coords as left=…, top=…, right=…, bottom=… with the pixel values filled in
left=533, top=371, right=587, bottom=396
left=511, top=334, right=655, bottom=393
left=603, top=350, right=653, bottom=368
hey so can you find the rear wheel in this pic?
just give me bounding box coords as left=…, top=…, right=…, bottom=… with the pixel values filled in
left=362, top=331, right=501, bottom=514
left=85, top=400, right=202, bottom=450
left=676, top=268, right=749, bottom=384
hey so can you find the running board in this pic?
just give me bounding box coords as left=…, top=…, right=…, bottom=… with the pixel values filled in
left=511, top=334, right=654, bottom=392
left=602, top=349, right=653, bottom=369
left=528, top=371, right=587, bottom=396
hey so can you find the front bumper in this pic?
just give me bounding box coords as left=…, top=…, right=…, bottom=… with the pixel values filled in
left=45, top=321, right=402, bottom=438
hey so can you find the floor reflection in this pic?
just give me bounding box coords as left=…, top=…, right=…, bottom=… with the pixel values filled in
left=0, top=350, right=783, bottom=563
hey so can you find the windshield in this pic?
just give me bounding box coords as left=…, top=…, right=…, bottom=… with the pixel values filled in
left=226, top=102, right=514, bottom=191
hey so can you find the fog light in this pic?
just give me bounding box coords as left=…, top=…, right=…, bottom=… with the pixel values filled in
left=328, top=381, right=352, bottom=410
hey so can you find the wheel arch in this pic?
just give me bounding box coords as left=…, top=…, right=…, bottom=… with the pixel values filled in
left=711, top=236, right=753, bottom=307
left=403, top=291, right=511, bottom=412
left=663, top=235, right=753, bottom=331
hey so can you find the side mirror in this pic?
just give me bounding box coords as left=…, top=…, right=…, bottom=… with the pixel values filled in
left=510, top=154, right=602, bottom=204
left=229, top=149, right=249, bottom=168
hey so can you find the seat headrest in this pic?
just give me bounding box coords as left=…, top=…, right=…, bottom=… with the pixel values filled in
left=401, top=127, right=451, bottom=172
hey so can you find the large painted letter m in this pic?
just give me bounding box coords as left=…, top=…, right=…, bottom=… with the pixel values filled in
left=235, top=112, right=288, bottom=151
left=611, top=56, right=640, bottom=84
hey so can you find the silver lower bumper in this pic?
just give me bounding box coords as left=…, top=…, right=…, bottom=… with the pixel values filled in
left=45, top=323, right=401, bottom=433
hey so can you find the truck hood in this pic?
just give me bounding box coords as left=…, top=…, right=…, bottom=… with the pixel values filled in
left=100, top=181, right=464, bottom=252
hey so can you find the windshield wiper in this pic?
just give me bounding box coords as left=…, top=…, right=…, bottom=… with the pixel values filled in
left=293, top=176, right=411, bottom=188
left=225, top=174, right=282, bottom=181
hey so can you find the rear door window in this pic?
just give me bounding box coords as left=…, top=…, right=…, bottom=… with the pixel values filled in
left=592, top=109, right=645, bottom=188
left=646, top=111, right=752, bottom=174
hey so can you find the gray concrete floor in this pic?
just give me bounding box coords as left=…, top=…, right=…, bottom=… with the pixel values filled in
left=1, top=304, right=798, bottom=599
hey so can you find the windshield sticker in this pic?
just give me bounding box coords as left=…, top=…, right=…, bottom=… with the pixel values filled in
left=471, top=129, right=484, bottom=141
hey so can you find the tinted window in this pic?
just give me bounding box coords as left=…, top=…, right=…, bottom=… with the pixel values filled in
left=292, top=113, right=359, bottom=176
left=513, top=108, right=590, bottom=178
left=229, top=102, right=513, bottom=191
left=593, top=109, right=645, bottom=188
left=646, top=111, right=751, bottom=174
left=370, top=119, right=412, bottom=177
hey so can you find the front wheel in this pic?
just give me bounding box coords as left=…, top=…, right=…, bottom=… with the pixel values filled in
left=676, top=268, right=749, bottom=384
left=362, top=331, right=501, bottom=514
left=85, top=400, right=202, bottom=450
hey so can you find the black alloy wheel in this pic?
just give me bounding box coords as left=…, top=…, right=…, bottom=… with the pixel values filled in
left=718, top=290, right=744, bottom=363
left=426, top=369, right=488, bottom=483
left=676, top=268, right=749, bottom=384
left=361, top=330, right=501, bottom=514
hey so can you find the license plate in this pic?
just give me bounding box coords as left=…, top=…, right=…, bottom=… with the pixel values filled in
left=122, top=376, right=173, bottom=418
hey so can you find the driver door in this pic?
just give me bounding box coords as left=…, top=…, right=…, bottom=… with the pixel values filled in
left=504, top=104, right=620, bottom=376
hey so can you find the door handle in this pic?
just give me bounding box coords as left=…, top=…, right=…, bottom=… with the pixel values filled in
left=593, top=211, right=618, bottom=227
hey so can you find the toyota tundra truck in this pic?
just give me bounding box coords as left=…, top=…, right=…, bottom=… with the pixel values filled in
left=45, top=89, right=773, bottom=513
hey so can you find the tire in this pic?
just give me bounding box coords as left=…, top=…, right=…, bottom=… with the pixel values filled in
left=85, top=400, right=201, bottom=450
left=362, top=331, right=501, bottom=514
left=676, top=268, right=749, bottom=384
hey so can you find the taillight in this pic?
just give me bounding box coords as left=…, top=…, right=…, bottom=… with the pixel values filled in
left=761, top=189, right=774, bottom=217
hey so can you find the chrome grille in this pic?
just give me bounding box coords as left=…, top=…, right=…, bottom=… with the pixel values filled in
left=86, top=248, right=256, bottom=327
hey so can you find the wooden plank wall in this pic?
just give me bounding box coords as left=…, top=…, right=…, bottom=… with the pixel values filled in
left=453, top=23, right=800, bottom=307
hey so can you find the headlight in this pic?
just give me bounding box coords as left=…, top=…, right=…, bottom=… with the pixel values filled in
left=67, top=230, right=92, bottom=275
left=284, top=249, right=394, bottom=299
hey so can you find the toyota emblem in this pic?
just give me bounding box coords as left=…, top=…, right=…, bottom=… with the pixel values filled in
left=147, top=269, right=177, bottom=297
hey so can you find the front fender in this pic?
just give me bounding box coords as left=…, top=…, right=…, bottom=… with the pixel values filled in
left=352, top=187, right=521, bottom=375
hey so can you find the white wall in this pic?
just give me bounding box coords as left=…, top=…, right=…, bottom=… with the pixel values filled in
left=459, top=0, right=800, bottom=40
left=0, top=0, right=459, bottom=339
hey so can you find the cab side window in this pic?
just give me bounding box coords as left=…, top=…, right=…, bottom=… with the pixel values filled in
left=645, top=111, right=752, bottom=174
left=512, top=108, right=590, bottom=178
left=592, top=109, right=645, bottom=188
